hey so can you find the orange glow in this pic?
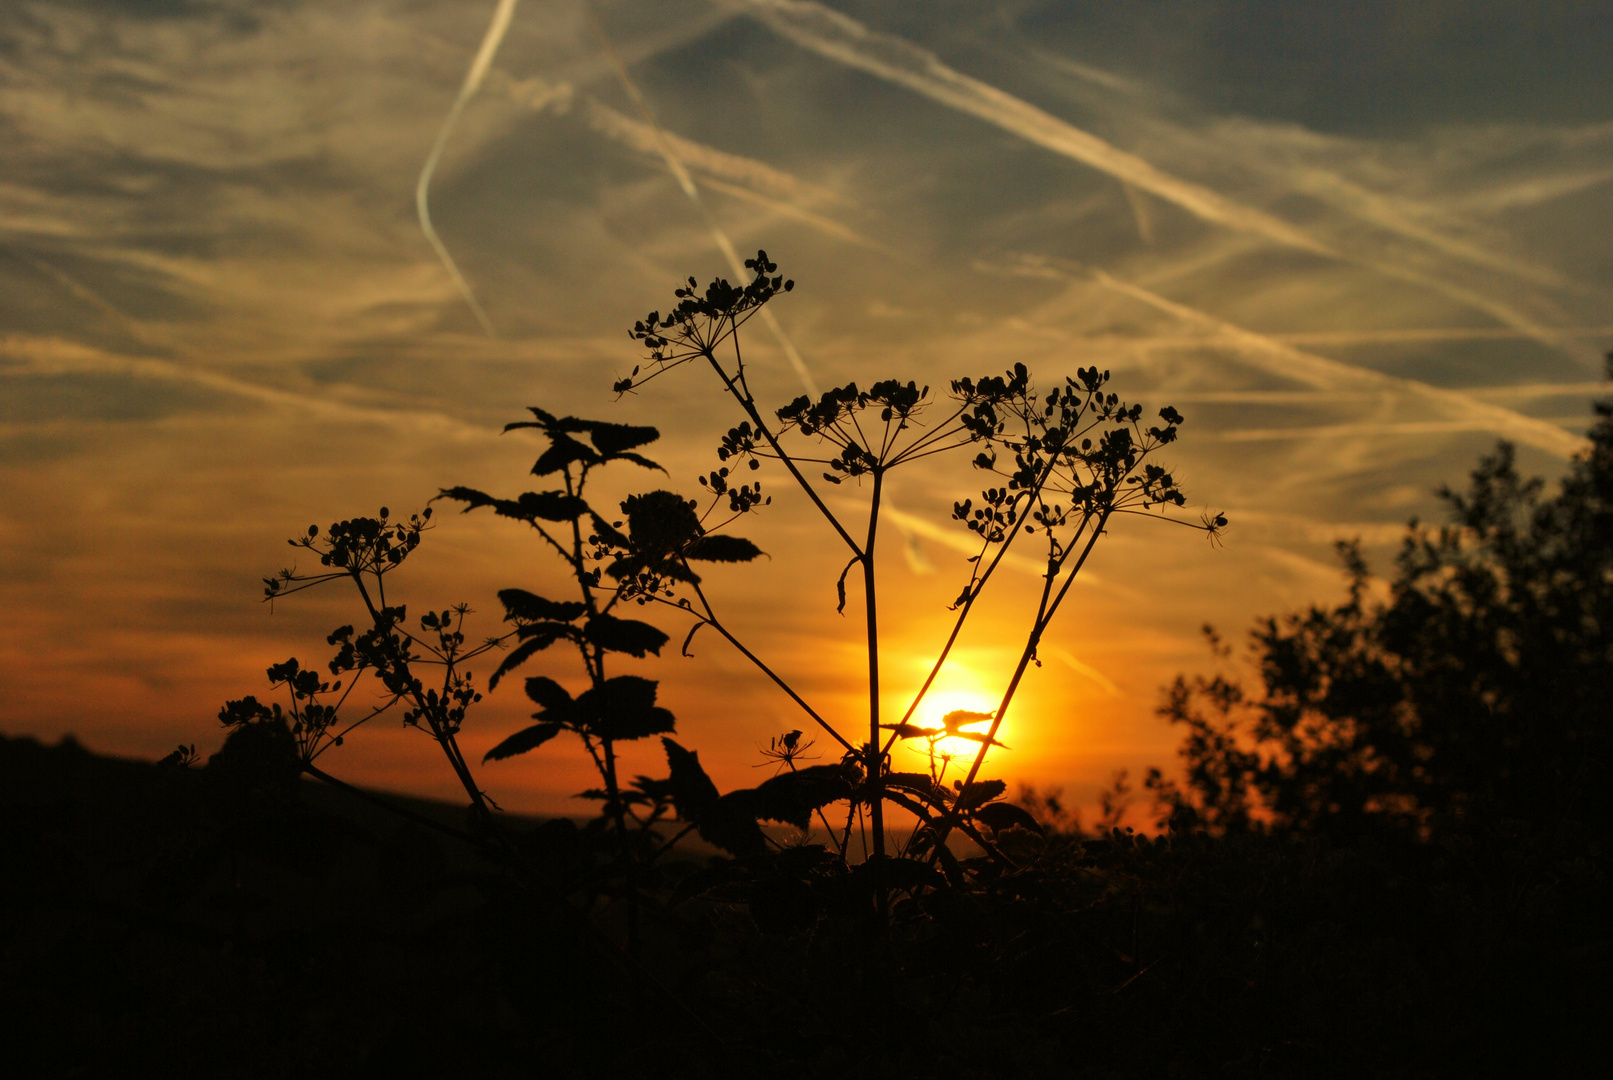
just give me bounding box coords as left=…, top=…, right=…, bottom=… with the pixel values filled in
left=891, top=685, right=1008, bottom=783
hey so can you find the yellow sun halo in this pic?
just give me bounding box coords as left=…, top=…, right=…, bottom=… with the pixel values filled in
left=897, top=688, right=1004, bottom=767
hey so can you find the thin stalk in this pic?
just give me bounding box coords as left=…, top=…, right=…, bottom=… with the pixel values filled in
left=702, top=349, right=863, bottom=557
left=679, top=576, right=853, bottom=752
left=864, top=468, right=886, bottom=867
left=956, top=508, right=1113, bottom=796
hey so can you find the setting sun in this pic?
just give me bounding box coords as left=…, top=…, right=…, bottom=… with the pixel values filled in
left=890, top=687, right=1007, bottom=778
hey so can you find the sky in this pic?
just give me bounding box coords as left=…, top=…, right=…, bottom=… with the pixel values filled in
left=2, top=0, right=1610, bottom=817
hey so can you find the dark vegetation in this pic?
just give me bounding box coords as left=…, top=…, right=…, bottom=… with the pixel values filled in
left=3, top=260, right=1607, bottom=1077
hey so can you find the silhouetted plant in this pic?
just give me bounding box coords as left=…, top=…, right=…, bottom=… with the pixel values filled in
left=440, top=251, right=1221, bottom=923
left=218, top=507, right=507, bottom=826
left=219, top=252, right=1219, bottom=949
left=1150, top=356, right=1613, bottom=841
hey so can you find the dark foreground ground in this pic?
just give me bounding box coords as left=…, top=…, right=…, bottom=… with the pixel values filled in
left=2, top=733, right=1606, bottom=1079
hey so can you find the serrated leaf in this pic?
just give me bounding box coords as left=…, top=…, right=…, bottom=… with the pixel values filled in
left=971, top=802, right=1043, bottom=834
left=879, top=723, right=944, bottom=740
left=483, top=722, right=563, bottom=763
left=751, top=764, right=858, bottom=828
left=663, top=737, right=719, bottom=822
left=437, top=485, right=498, bottom=512
left=523, top=676, right=573, bottom=712
left=941, top=709, right=995, bottom=732
left=608, top=451, right=665, bottom=472
left=585, top=614, right=669, bottom=657
left=588, top=423, right=660, bottom=456
left=489, top=628, right=578, bottom=689
left=511, top=491, right=590, bottom=522
left=885, top=771, right=946, bottom=802
left=531, top=434, right=599, bottom=476
left=685, top=535, right=763, bottom=562
left=578, top=676, right=674, bottom=741
left=954, top=778, right=1007, bottom=812
left=499, top=589, right=586, bottom=623
left=699, top=791, right=767, bottom=856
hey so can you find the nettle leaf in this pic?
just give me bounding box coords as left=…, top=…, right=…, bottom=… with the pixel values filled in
left=971, top=801, right=1043, bottom=834
left=438, top=488, right=589, bottom=525
left=578, top=676, right=675, bottom=742
left=589, top=422, right=659, bottom=456
left=663, top=737, right=719, bottom=821
left=685, top=535, right=763, bottom=562
left=954, top=778, right=1007, bottom=812
left=585, top=614, right=669, bottom=657
left=437, top=485, right=497, bottom=512
left=880, top=723, right=943, bottom=741
left=532, top=434, right=599, bottom=476
left=751, top=764, right=858, bottom=829
left=483, top=722, right=564, bottom=763
left=699, top=791, right=768, bottom=856
left=499, top=589, right=586, bottom=623
left=511, top=491, right=590, bottom=522
left=607, top=452, right=665, bottom=473
left=523, top=676, right=573, bottom=713
left=489, top=625, right=582, bottom=688
left=885, top=771, right=946, bottom=805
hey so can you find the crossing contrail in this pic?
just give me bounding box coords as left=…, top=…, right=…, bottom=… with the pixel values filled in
left=586, top=5, right=819, bottom=397
left=416, top=0, right=520, bottom=337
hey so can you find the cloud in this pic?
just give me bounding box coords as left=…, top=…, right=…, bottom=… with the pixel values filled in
left=732, top=0, right=1336, bottom=256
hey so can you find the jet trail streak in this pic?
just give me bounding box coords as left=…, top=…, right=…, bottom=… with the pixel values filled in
left=415, top=0, right=520, bottom=337
left=734, top=0, right=1335, bottom=257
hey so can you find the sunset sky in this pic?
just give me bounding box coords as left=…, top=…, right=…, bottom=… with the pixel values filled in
left=3, top=0, right=1611, bottom=816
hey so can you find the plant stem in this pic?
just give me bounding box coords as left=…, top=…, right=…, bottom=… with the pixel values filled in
left=865, top=468, right=886, bottom=871
left=702, top=349, right=863, bottom=557
left=680, top=576, right=854, bottom=752
left=959, top=508, right=1112, bottom=795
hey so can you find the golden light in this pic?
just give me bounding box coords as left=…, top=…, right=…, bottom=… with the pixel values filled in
left=893, top=686, right=1008, bottom=781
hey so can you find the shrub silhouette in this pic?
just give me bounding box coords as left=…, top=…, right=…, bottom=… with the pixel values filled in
left=1150, top=353, right=1613, bottom=842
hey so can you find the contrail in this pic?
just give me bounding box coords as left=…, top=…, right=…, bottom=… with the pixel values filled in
left=1087, top=269, right=1591, bottom=460
left=731, top=0, right=1336, bottom=258
left=741, top=7, right=1594, bottom=368
left=1047, top=647, right=1121, bottom=697
left=581, top=96, right=842, bottom=206
left=586, top=6, right=819, bottom=397
left=0, top=333, right=500, bottom=441
left=416, top=0, right=520, bottom=338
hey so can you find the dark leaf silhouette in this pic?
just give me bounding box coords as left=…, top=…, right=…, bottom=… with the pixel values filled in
left=662, top=738, right=720, bottom=822
left=575, top=676, right=673, bottom=741
left=523, top=676, right=573, bottom=714
left=489, top=627, right=579, bottom=688
left=751, top=764, right=860, bottom=828
left=499, top=589, right=587, bottom=624
left=588, top=422, right=660, bottom=456
left=971, top=801, right=1042, bottom=833
left=531, top=434, right=599, bottom=476
left=585, top=614, right=669, bottom=657
left=438, top=487, right=590, bottom=524
left=483, top=722, right=563, bottom=762
left=885, top=771, right=946, bottom=805
left=880, top=723, right=944, bottom=740
left=685, top=535, right=763, bottom=562
left=954, top=779, right=1007, bottom=812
